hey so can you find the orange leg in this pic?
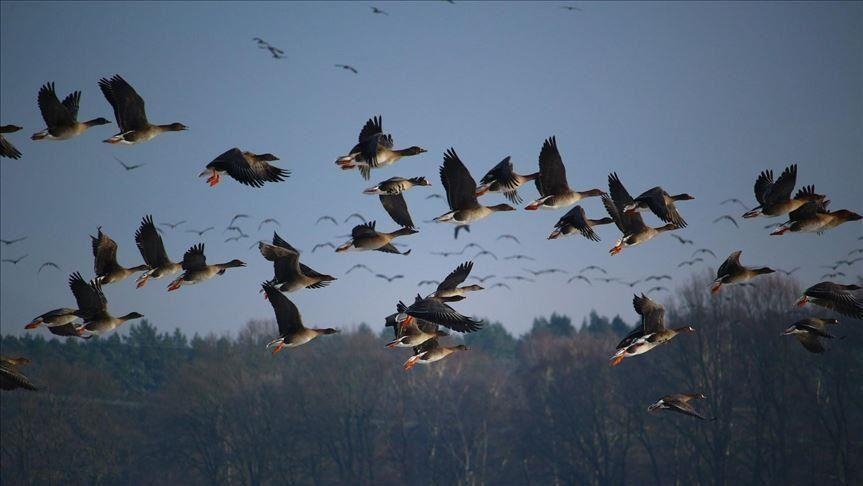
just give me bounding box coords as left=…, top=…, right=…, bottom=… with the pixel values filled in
left=136, top=275, right=149, bottom=289
left=610, top=355, right=625, bottom=367
left=710, top=282, right=722, bottom=294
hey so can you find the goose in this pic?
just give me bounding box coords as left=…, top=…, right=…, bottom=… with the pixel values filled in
left=742, top=164, right=824, bottom=218
left=781, top=318, right=840, bottom=353
left=403, top=339, right=469, bottom=371
left=771, top=200, right=861, bottom=235
left=98, top=74, right=187, bottom=144
left=648, top=393, right=714, bottom=420
left=335, top=221, right=416, bottom=255
left=0, top=124, right=23, bottom=159
left=167, top=244, right=246, bottom=291
left=262, top=282, right=338, bottom=353
left=795, top=282, right=862, bottom=319
left=134, top=215, right=181, bottom=288
left=335, top=116, right=426, bottom=179
left=711, top=250, right=774, bottom=294
left=611, top=293, right=694, bottom=366
left=397, top=294, right=484, bottom=333
left=31, top=82, right=110, bottom=140
left=384, top=308, right=448, bottom=349
left=1, top=357, right=37, bottom=391
left=525, top=136, right=604, bottom=210
left=604, top=173, right=678, bottom=255
left=548, top=205, right=613, bottom=240
left=622, top=186, right=694, bottom=227
left=91, top=227, right=149, bottom=285
left=427, top=261, right=483, bottom=302
left=259, top=236, right=336, bottom=293
left=475, top=156, right=538, bottom=204
left=199, top=148, right=288, bottom=188
left=434, top=148, right=515, bottom=224
left=69, top=272, right=143, bottom=334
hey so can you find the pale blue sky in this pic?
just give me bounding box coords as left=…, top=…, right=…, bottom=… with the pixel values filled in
left=1, top=1, right=861, bottom=338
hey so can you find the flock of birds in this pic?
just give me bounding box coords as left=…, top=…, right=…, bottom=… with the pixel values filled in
left=2, top=51, right=862, bottom=421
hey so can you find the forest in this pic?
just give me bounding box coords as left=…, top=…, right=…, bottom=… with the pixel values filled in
left=1, top=273, right=860, bottom=485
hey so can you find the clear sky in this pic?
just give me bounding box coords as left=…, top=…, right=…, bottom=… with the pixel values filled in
left=1, top=1, right=861, bottom=338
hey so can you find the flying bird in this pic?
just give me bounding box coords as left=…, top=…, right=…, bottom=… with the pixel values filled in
left=258, top=218, right=280, bottom=231
left=38, top=262, right=61, bottom=273
left=316, top=215, right=338, bottom=226
left=678, top=258, right=703, bottom=268
left=114, top=156, right=145, bottom=171
left=525, top=268, right=569, bottom=276
left=31, top=82, right=111, bottom=141
left=0, top=236, right=26, bottom=245
left=473, top=250, right=498, bottom=261
left=186, top=226, right=214, bottom=236
left=579, top=265, right=607, bottom=274
left=743, top=165, right=824, bottom=219
left=713, top=215, right=739, bottom=228
left=470, top=275, right=496, bottom=283
left=200, top=148, right=288, bottom=188
left=2, top=255, right=27, bottom=264
left=648, top=393, right=714, bottom=421
left=98, top=74, right=187, bottom=144
left=504, top=275, right=535, bottom=282
left=167, top=244, right=246, bottom=291
left=605, top=173, right=679, bottom=255
left=669, top=234, right=694, bottom=245
left=426, top=193, right=444, bottom=200
left=646, top=286, right=670, bottom=294
left=560, top=5, right=582, bottom=10
left=346, top=263, right=374, bottom=274
left=475, top=156, right=539, bottom=204
left=623, top=186, right=694, bottom=228
left=134, top=215, right=181, bottom=288
left=334, top=64, right=358, bottom=74
left=370, top=6, right=389, bottom=15
left=427, top=261, right=483, bottom=302
left=711, top=250, right=774, bottom=293
left=376, top=273, right=404, bottom=283
left=230, top=214, right=250, bottom=225
left=0, top=124, right=23, bottom=159
left=548, top=205, right=613, bottom=241
left=69, top=272, right=143, bottom=334
left=262, top=282, right=338, bottom=353
left=796, top=282, right=862, bottom=319
left=776, top=267, right=801, bottom=276
left=782, top=318, right=840, bottom=354
left=335, top=115, right=426, bottom=179
left=617, top=279, right=642, bottom=288
left=504, top=254, right=534, bottom=261
left=821, top=272, right=846, bottom=280
left=567, top=275, right=591, bottom=285
left=489, top=283, right=511, bottom=290
left=454, top=225, right=471, bottom=239
left=312, top=242, right=336, bottom=253
left=344, top=213, right=367, bottom=224
left=610, top=294, right=695, bottom=366
left=259, top=236, right=336, bottom=294
left=435, top=148, right=516, bottom=224
left=525, top=136, right=605, bottom=210
left=1, top=357, right=37, bottom=391
left=159, top=220, right=186, bottom=230
left=418, top=280, right=440, bottom=287
left=720, top=198, right=749, bottom=211
left=335, top=221, right=416, bottom=255
left=496, top=234, right=521, bottom=244
left=692, top=248, right=716, bottom=259
left=225, top=234, right=250, bottom=243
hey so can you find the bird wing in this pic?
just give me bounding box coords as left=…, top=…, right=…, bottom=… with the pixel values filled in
left=437, top=261, right=473, bottom=292
left=633, top=293, right=666, bottom=333
left=558, top=205, right=600, bottom=241
left=753, top=169, right=773, bottom=206
left=0, top=135, right=22, bottom=159
left=98, top=75, right=149, bottom=132
left=407, top=297, right=483, bottom=332
left=717, top=251, right=743, bottom=278
left=535, top=136, right=569, bottom=196
left=440, top=148, right=480, bottom=211
left=37, top=82, right=76, bottom=129
left=805, top=283, right=863, bottom=319
left=379, top=194, right=415, bottom=228
left=796, top=333, right=826, bottom=353
left=636, top=187, right=687, bottom=227
left=181, top=243, right=207, bottom=270
left=375, top=243, right=404, bottom=255
left=358, top=115, right=383, bottom=143
left=351, top=221, right=378, bottom=239
left=68, top=272, right=107, bottom=317
left=0, top=363, right=38, bottom=391
left=667, top=400, right=709, bottom=420
left=135, top=215, right=171, bottom=267
left=272, top=231, right=301, bottom=253
left=262, top=283, right=304, bottom=335
left=91, top=228, right=120, bottom=275
left=60, top=90, right=81, bottom=121
left=764, top=164, right=797, bottom=205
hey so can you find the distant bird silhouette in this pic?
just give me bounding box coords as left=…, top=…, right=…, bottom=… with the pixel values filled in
left=316, top=215, right=338, bottom=226
left=646, top=286, right=669, bottom=294
left=2, top=255, right=28, bottom=265
left=579, top=265, right=607, bottom=274
left=525, top=268, right=569, bottom=276
left=474, top=250, right=498, bottom=261
left=462, top=243, right=485, bottom=253
left=346, top=264, right=374, bottom=274
left=669, top=234, right=693, bottom=245
left=426, top=193, right=444, bottom=200
left=335, top=64, right=358, bottom=74
left=114, top=156, right=145, bottom=171
left=186, top=227, right=214, bottom=236
left=617, top=279, right=642, bottom=288
left=230, top=214, right=250, bottom=225
left=431, top=250, right=462, bottom=257
left=224, top=226, right=246, bottom=235
left=504, top=275, right=535, bottom=282
left=225, top=234, right=249, bottom=243
left=489, top=282, right=511, bottom=290
left=596, top=277, right=619, bottom=283
left=567, top=275, right=591, bottom=285
left=497, top=234, right=521, bottom=244
left=644, top=275, right=672, bottom=282
left=720, top=198, right=749, bottom=211
left=258, top=218, right=280, bottom=231
left=821, top=272, right=846, bottom=280
left=454, top=225, right=470, bottom=239
left=504, top=254, right=534, bottom=261
left=692, top=248, right=716, bottom=259
left=344, top=213, right=367, bottom=224
left=836, top=257, right=862, bottom=267
left=312, top=242, right=336, bottom=253
left=713, top=215, right=739, bottom=228
left=266, top=45, right=285, bottom=59
left=376, top=273, right=403, bottom=283
left=560, top=5, right=582, bottom=10
left=776, top=267, right=801, bottom=276
left=370, top=6, right=389, bottom=15
left=38, top=262, right=61, bottom=273
left=0, top=236, right=26, bottom=245
left=678, top=258, right=704, bottom=268
left=159, top=220, right=186, bottom=230
left=822, top=262, right=844, bottom=271
left=470, top=275, right=496, bottom=283
left=850, top=248, right=863, bottom=256
left=418, top=280, right=440, bottom=287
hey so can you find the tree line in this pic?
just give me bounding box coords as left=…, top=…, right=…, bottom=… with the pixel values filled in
left=1, top=272, right=860, bottom=485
